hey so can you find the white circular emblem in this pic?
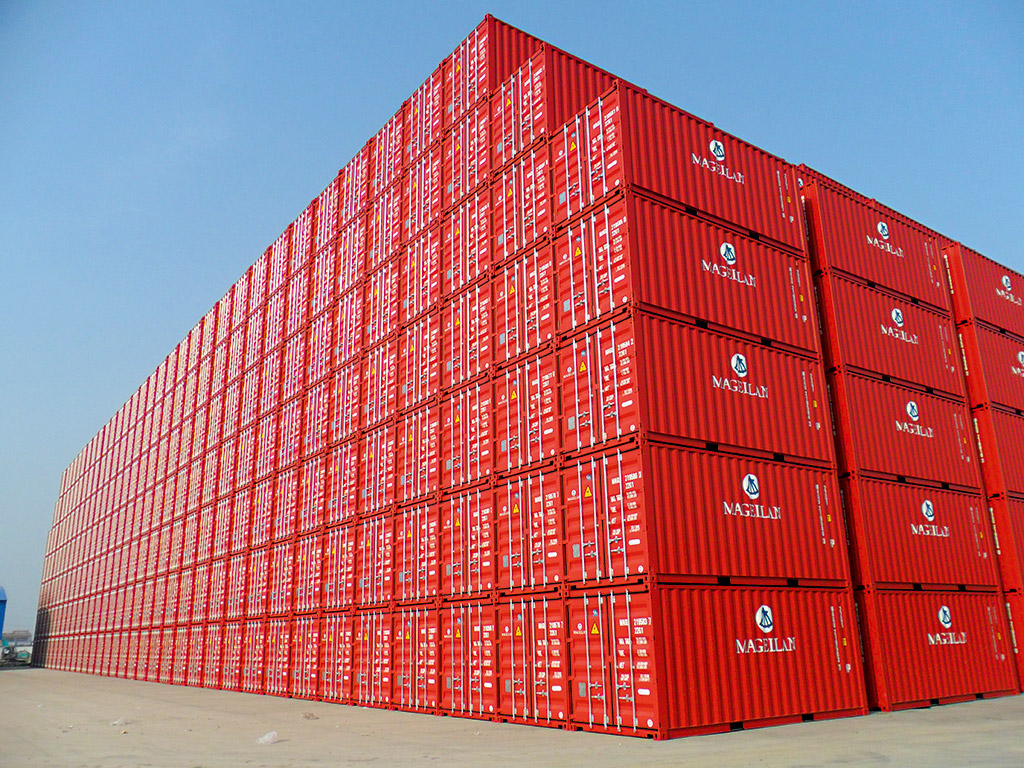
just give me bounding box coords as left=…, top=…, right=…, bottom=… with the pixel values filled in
left=755, top=605, right=774, bottom=634
left=906, top=401, right=920, bottom=422
left=921, top=499, right=935, bottom=522
left=731, top=353, right=748, bottom=378
left=891, top=308, right=904, bottom=327
left=877, top=221, right=890, bottom=240
left=938, top=605, right=952, bottom=630
left=720, top=241, right=737, bottom=266
left=742, top=473, right=760, bottom=500
left=709, top=140, right=726, bottom=162
left=1002, top=275, right=1013, bottom=291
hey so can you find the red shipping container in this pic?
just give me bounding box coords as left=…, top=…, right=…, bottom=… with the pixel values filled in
left=336, top=216, right=366, bottom=294
left=497, top=594, right=569, bottom=725
left=396, top=405, right=440, bottom=503
left=945, top=242, right=1024, bottom=339
left=442, top=189, right=491, bottom=295
left=356, top=513, right=394, bottom=605
left=857, top=590, right=1018, bottom=711
left=405, top=65, right=443, bottom=164
left=441, top=600, right=499, bottom=717
left=202, top=624, right=221, bottom=689
left=393, top=502, right=441, bottom=601
left=291, top=616, right=320, bottom=700
left=338, top=145, right=370, bottom=226
left=221, top=622, right=242, bottom=690
left=405, top=146, right=443, bottom=239
left=493, top=247, right=556, bottom=364
left=364, top=260, right=400, bottom=345
left=393, top=606, right=441, bottom=712
left=493, top=148, right=550, bottom=262
left=285, top=269, right=309, bottom=338
left=321, top=612, right=355, bottom=702
left=802, top=180, right=947, bottom=310
left=171, top=625, right=189, bottom=684
left=308, top=314, right=334, bottom=388
left=299, top=454, right=326, bottom=532
left=441, top=382, right=493, bottom=488
left=302, top=382, right=329, bottom=458
left=959, top=321, right=1024, bottom=413
left=268, top=230, right=291, bottom=295
left=840, top=477, right=999, bottom=590
left=563, top=444, right=848, bottom=586
left=553, top=84, right=805, bottom=252
left=975, top=404, right=1024, bottom=496
left=399, top=312, right=442, bottom=410
left=495, top=468, right=562, bottom=590
left=989, top=494, right=1024, bottom=593
left=441, top=488, right=495, bottom=596
left=444, top=104, right=490, bottom=209
left=569, top=586, right=865, bottom=738
left=268, top=542, right=293, bottom=615
left=241, top=622, right=265, bottom=693
left=441, top=281, right=491, bottom=390
left=369, top=107, right=405, bottom=198
left=401, top=227, right=442, bottom=322
left=817, top=274, right=962, bottom=396
left=361, top=339, right=397, bottom=428
left=293, top=534, right=323, bottom=612
left=226, top=553, right=246, bottom=619
left=264, top=618, right=291, bottom=696
left=310, top=244, right=335, bottom=317
left=493, top=353, right=559, bottom=472
left=359, top=425, right=396, bottom=515
left=354, top=610, right=392, bottom=706
left=334, top=286, right=363, bottom=365
left=367, top=187, right=403, bottom=270
left=291, top=203, right=314, bottom=273
left=278, top=399, right=301, bottom=467
left=325, top=439, right=360, bottom=525
left=272, top=470, right=298, bottom=540
left=829, top=372, right=980, bottom=488
left=314, top=174, right=340, bottom=253
left=323, top=524, right=357, bottom=609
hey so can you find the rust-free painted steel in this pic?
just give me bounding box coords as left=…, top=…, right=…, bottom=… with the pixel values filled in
left=493, top=148, right=550, bottom=262
left=441, top=382, right=493, bottom=488
left=839, top=477, right=998, bottom=589
left=405, top=66, right=443, bottom=165
left=441, top=600, right=499, bottom=716
left=945, top=241, right=1024, bottom=339
left=497, top=594, right=569, bottom=724
left=829, top=372, right=980, bottom=489
left=493, top=246, right=556, bottom=364
left=401, top=227, right=442, bottom=322
left=394, top=502, right=441, bottom=601
left=816, top=274, right=963, bottom=396
left=493, top=352, right=559, bottom=472
left=856, top=590, right=1018, bottom=711
left=393, top=606, right=441, bottom=711
left=442, top=190, right=491, bottom=295
left=984, top=494, right=1024, bottom=593
left=568, top=586, right=865, bottom=737
left=958, top=321, right=1024, bottom=412
left=444, top=105, right=490, bottom=209
left=563, top=444, right=849, bottom=586
left=441, top=281, right=491, bottom=390
left=396, top=405, right=440, bottom=504
left=441, top=488, right=495, bottom=596
left=802, top=181, right=948, bottom=311
left=556, top=193, right=819, bottom=351
left=495, top=468, right=563, bottom=590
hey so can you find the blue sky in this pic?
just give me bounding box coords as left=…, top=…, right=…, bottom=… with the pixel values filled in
left=1, top=1, right=1021, bottom=632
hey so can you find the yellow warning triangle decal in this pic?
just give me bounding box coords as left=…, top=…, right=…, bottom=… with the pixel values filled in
left=455, top=317, right=461, bottom=326
left=570, top=141, right=577, bottom=151
left=512, top=504, right=519, bottom=514
left=455, top=628, right=461, bottom=637
left=455, top=518, right=461, bottom=526
left=510, top=389, right=517, bottom=400
left=407, top=529, right=412, bottom=538
left=406, top=631, right=411, bottom=639
left=455, top=414, right=461, bottom=423
left=584, top=486, right=592, bottom=498
left=575, top=246, right=582, bottom=256
left=590, top=623, right=599, bottom=635
left=509, top=284, right=515, bottom=293
left=507, top=187, right=513, bottom=197
left=580, top=362, right=587, bottom=372
left=456, top=143, right=461, bottom=151
left=506, top=98, right=511, bottom=106
left=515, top=626, right=522, bottom=637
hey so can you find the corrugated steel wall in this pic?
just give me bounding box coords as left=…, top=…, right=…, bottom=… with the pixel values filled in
left=34, top=13, right=1022, bottom=740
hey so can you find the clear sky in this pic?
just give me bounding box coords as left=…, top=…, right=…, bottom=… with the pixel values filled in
left=1, top=1, right=1021, bottom=633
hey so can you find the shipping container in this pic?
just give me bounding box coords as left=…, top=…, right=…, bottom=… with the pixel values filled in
left=497, top=594, right=569, bottom=724
left=973, top=404, right=1024, bottom=497
left=856, top=590, right=1018, bottom=711
left=945, top=242, right=1024, bottom=340
left=441, top=488, right=495, bottom=597
left=802, top=180, right=948, bottom=311
left=989, top=494, right=1024, bottom=593
left=393, top=606, right=441, bottom=712
left=441, top=600, right=499, bottom=717
left=958, top=320, right=1024, bottom=413
left=839, top=477, right=999, bottom=590
left=816, top=274, right=963, bottom=396
left=828, top=372, right=980, bottom=489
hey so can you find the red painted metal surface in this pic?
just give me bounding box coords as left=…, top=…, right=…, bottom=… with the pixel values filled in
left=405, top=65, right=443, bottom=165
left=493, top=247, right=556, bottom=364
left=958, top=321, right=1024, bottom=412
left=557, top=194, right=819, bottom=351
left=802, top=180, right=948, bottom=310
left=400, top=227, right=442, bottom=322
left=974, top=404, right=1024, bottom=497
left=495, top=468, right=562, bottom=590
left=444, top=105, right=490, bottom=209
left=353, top=610, right=392, bottom=705
left=323, top=524, right=357, bottom=609
left=856, top=590, right=1018, bottom=711
left=441, top=488, right=495, bottom=597
left=399, top=312, right=442, bottom=410
left=441, top=382, right=493, bottom=488
left=442, top=190, right=491, bottom=295
left=817, top=274, right=963, bottom=396
left=945, top=241, right=1024, bottom=339
left=497, top=594, right=569, bottom=724
left=393, top=502, right=441, bottom=601
left=396, top=405, right=440, bottom=504
left=441, top=600, right=499, bottom=717
left=441, top=281, right=491, bottom=390
left=563, top=444, right=849, bottom=586
left=393, top=606, right=441, bottom=711
left=492, top=352, right=559, bottom=472
left=321, top=612, right=355, bottom=703
left=829, top=372, right=980, bottom=489
left=839, top=477, right=999, bottom=589
left=569, top=586, right=865, bottom=737
left=552, top=84, right=805, bottom=251
left=404, top=146, right=443, bottom=240
left=989, top=494, right=1024, bottom=593
left=356, top=513, right=393, bottom=605
left=493, top=148, right=550, bottom=262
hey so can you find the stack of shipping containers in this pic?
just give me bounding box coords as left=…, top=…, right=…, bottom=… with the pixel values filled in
left=800, top=171, right=1019, bottom=709
left=33, top=15, right=1020, bottom=740
left=944, top=243, right=1024, bottom=688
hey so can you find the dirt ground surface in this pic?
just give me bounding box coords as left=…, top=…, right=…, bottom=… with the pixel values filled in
left=1, top=668, right=1022, bottom=767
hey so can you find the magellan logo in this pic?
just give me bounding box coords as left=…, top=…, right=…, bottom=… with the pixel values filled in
left=895, top=400, right=934, bottom=438
left=691, top=138, right=745, bottom=185
left=928, top=604, right=968, bottom=646
left=735, top=605, right=796, bottom=654
left=720, top=242, right=737, bottom=266
left=700, top=242, right=757, bottom=287
left=712, top=353, right=769, bottom=398
left=996, top=274, right=1022, bottom=306
left=1013, top=351, right=1024, bottom=379
left=866, top=221, right=905, bottom=257
left=723, top=473, right=782, bottom=520
left=881, top=306, right=920, bottom=345
left=911, top=498, right=950, bottom=538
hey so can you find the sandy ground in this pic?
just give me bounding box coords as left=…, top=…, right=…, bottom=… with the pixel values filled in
left=1, top=668, right=1022, bottom=767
